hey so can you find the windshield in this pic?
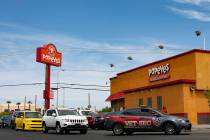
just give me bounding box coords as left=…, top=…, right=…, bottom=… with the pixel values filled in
left=25, top=112, right=42, bottom=118
left=81, top=111, right=95, bottom=116
left=58, top=110, right=79, bottom=116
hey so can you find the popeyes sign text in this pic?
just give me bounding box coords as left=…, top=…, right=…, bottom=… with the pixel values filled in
left=148, top=64, right=170, bottom=82
left=36, top=43, right=62, bottom=67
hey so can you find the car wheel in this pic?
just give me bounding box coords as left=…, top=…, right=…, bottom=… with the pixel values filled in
left=90, top=126, right=95, bottom=130
left=15, top=124, right=19, bottom=131
left=22, top=124, right=25, bottom=131
left=42, top=123, right=48, bottom=133
left=56, top=123, right=63, bottom=134
left=65, top=130, right=70, bottom=134
left=10, top=122, right=14, bottom=129
left=164, top=123, right=176, bottom=135
left=175, top=130, right=181, bottom=135
left=1, top=123, right=5, bottom=128
left=112, top=123, right=124, bottom=135
left=80, top=129, right=88, bottom=134
left=125, top=131, right=133, bottom=135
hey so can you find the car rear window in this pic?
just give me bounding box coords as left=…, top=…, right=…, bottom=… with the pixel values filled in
left=25, top=112, right=42, bottom=118
left=58, top=110, right=79, bottom=116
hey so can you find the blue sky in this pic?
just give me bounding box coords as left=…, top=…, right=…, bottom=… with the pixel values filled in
left=0, top=0, right=210, bottom=110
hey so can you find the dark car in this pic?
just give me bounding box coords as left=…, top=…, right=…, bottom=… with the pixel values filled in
left=104, top=108, right=191, bottom=135
left=78, top=110, right=96, bottom=129
left=1, top=116, right=12, bottom=128
left=0, top=118, right=2, bottom=128
left=92, top=112, right=117, bottom=129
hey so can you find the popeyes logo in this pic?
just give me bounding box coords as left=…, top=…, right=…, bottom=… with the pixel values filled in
left=36, top=43, right=62, bottom=67
left=148, top=64, right=170, bottom=82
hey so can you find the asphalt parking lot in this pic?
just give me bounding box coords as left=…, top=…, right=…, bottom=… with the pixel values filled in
left=0, top=128, right=210, bottom=140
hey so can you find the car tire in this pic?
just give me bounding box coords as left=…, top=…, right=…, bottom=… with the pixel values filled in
left=80, top=129, right=88, bottom=134
left=42, top=123, right=48, bottom=133
left=15, top=124, right=18, bottom=131
left=55, top=123, right=63, bottom=134
left=125, top=131, right=133, bottom=135
left=22, top=124, right=25, bottom=131
left=65, top=130, right=70, bottom=134
left=164, top=123, right=176, bottom=135
left=10, top=122, right=14, bottom=129
left=112, top=123, right=124, bottom=136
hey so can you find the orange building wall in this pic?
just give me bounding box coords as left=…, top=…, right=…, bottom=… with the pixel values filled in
left=183, top=84, right=210, bottom=124
left=125, top=84, right=185, bottom=113
left=195, top=52, right=210, bottom=90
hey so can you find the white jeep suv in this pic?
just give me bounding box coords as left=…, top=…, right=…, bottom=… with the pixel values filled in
left=42, top=108, right=88, bottom=134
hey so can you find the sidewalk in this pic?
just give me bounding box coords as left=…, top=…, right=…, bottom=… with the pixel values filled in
left=192, top=125, right=210, bottom=129
left=191, top=125, right=210, bottom=134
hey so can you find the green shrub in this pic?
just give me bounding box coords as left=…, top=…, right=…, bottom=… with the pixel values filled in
left=0, top=112, right=10, bottom=117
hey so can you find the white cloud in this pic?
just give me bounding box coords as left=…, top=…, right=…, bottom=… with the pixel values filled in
left=173, top=0, right=210, bottom=5
left=168, top=6, right=210, bottom=22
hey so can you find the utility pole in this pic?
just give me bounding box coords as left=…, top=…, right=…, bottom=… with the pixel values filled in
left=35, top=95, right=37, bottom=111
left=63, top=88, right=65, bottom=108
left=24, top=96, right=26, bottom=110
left=56, top=69, right=60, bottom=108
left=88, top=93, right=91, bottom=109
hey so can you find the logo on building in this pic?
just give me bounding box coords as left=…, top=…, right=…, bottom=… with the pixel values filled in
left=148, top=64, right=170, bottom=82
left=36, top=43, right=62, bottom=67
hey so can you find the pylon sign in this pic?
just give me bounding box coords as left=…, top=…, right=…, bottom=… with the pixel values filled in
left=36, top=43, right=62, bottom=110
left=36, top=43, right=62, bottom=67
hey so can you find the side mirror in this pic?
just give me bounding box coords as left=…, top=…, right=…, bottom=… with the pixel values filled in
left=52, top=113, right=57, bottom=117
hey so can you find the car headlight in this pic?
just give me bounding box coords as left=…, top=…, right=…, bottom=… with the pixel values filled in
left=62, top=119, right=69, bottom=122
left=177, top=119, right=186, bottom=123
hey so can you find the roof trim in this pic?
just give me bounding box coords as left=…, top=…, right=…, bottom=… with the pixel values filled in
left=117, top=49, right=210, bottom=76
left=123, top=79, right=195, bottom=94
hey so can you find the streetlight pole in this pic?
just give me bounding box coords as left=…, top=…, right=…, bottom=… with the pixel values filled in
left=158, top=44, right=167, bottom=56
left=204, top=36, right=206, bottom=50
left=195, top=30, right=206, bottom=50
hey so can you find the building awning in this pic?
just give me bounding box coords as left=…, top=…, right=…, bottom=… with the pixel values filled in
left=105, top=92, right=125, bottom=102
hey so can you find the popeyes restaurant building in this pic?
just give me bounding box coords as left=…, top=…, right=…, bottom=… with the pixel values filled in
left=106, top=49, right=210, bottom=124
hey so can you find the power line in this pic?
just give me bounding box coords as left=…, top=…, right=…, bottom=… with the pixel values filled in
left=54, top=69, right=119, bottom=73
left=60, top=83, right=109, bottom=88
left=0, top=46, right=188, bottom=57
left=60, top=86, right=110, bottom=92
left=0, top=82, right=110, bottom=88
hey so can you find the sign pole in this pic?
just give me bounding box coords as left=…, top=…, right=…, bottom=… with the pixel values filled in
left=44, top=64, right=51, bottom=110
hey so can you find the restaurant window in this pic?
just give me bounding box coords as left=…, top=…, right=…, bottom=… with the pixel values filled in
left=147, top=97, right=152, bottom=107
left=139, top=98, right=144, bottom=107
left=157, top=96, right=163, bottom=110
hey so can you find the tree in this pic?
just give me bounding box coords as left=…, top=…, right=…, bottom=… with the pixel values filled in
left=27, top=101, right=32, bottom=110
left=16, top=102, right=21, bottom=110
left=100, top=106, right=112, bottom=112
left=204, top=90, right=210, bottom=107
left=6, top=101, right=12, bottom=112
